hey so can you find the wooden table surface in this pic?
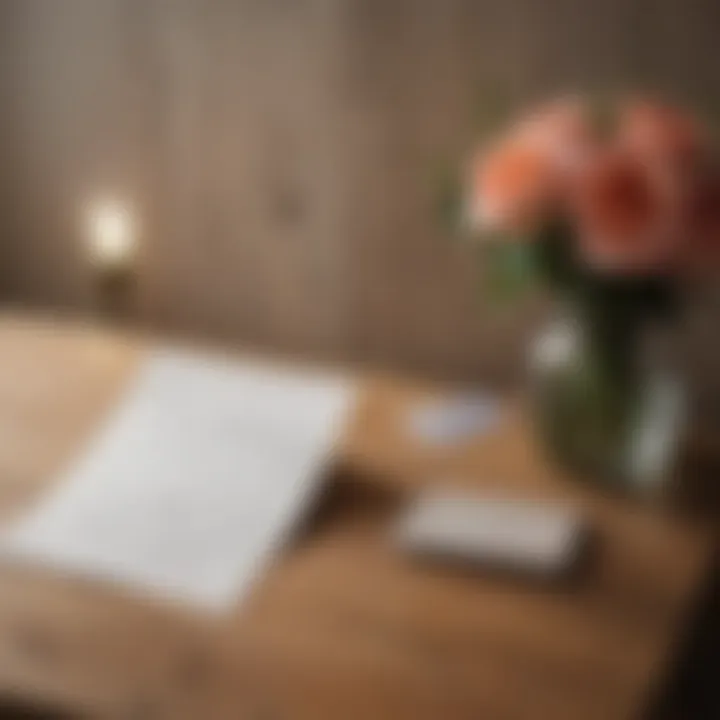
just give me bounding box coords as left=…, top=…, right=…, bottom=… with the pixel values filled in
left=0, top=314, right=713, bottom=720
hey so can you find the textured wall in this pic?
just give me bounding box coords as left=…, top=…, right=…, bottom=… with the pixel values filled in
left=1, top=0, right=720, bottom=381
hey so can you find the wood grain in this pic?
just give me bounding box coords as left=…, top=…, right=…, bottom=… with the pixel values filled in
left=3, top=1, right=720, bottom=381
left=0, top=314, right=713, bottom=719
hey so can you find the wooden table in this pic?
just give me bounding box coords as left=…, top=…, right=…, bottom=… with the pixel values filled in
left=0, top=314, right=713, bottom=720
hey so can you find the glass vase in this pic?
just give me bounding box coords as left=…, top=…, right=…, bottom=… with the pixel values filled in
left=529, top=306, right=685, bottom=496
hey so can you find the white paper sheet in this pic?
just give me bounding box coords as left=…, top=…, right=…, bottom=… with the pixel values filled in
left=0, top=348, right=354, bottom=612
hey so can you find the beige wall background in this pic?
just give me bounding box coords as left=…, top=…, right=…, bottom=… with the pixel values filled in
left=0, top=0, right=719, bottom=382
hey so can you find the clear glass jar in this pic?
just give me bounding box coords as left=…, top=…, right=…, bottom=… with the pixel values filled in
left=529, top=308, right=686, bottom=496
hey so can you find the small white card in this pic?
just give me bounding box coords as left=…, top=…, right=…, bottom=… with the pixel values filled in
left=396, top=490, right=585, bottom=575
left=408, top=394, right=500, bottom=445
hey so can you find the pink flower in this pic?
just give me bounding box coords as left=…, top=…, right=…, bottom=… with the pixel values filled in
left=518, top=96, right=596, bottom=169
left=683, top=167, right=720, bottom=272
left=574, top=149, right=681, bottom=272
left=619, top=99, right=706, bottom=168
left=467, top=137, right=561, bottom=233
left=467, top=98, right=594, bottom=234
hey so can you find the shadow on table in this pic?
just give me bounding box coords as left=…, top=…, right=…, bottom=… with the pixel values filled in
left=0, top=696, right=78, bottom=719
left=649, top=553, right=720, bottom=719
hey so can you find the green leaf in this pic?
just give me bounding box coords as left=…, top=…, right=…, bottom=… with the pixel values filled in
left=482, top=240, right=537, bottom=303
left=534, top=220, right=583, bottom=291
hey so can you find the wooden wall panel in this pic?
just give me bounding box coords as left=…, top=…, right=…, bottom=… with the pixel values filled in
left=0, top=0, right=24, bottom=298
left=336, top=0, right=661, bottom=380
left=3, top=0, right=158, bottom=309
left=1, top=0, right=719, bottom=381
left=144, top=0, right=350, bottom=357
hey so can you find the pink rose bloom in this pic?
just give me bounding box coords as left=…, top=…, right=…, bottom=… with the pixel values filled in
left=619, top=99, right=706, bottom=168
left=518, top=96, right=596, bottom=169
left=574, top=149, right=681, bottom=272
left=467, top=98, right=594, bottom=234
left=467, top=137, right=561, bottom=232
left=683, top=167, right=720, bottom=272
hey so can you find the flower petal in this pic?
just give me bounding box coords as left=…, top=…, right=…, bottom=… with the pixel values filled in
left=575, top=150, right=681, bottom=272
left=620, top=99, right=705, bottom=168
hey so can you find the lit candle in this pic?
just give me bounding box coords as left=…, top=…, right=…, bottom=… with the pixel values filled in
left=85, top=200, right=137, bottom=273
